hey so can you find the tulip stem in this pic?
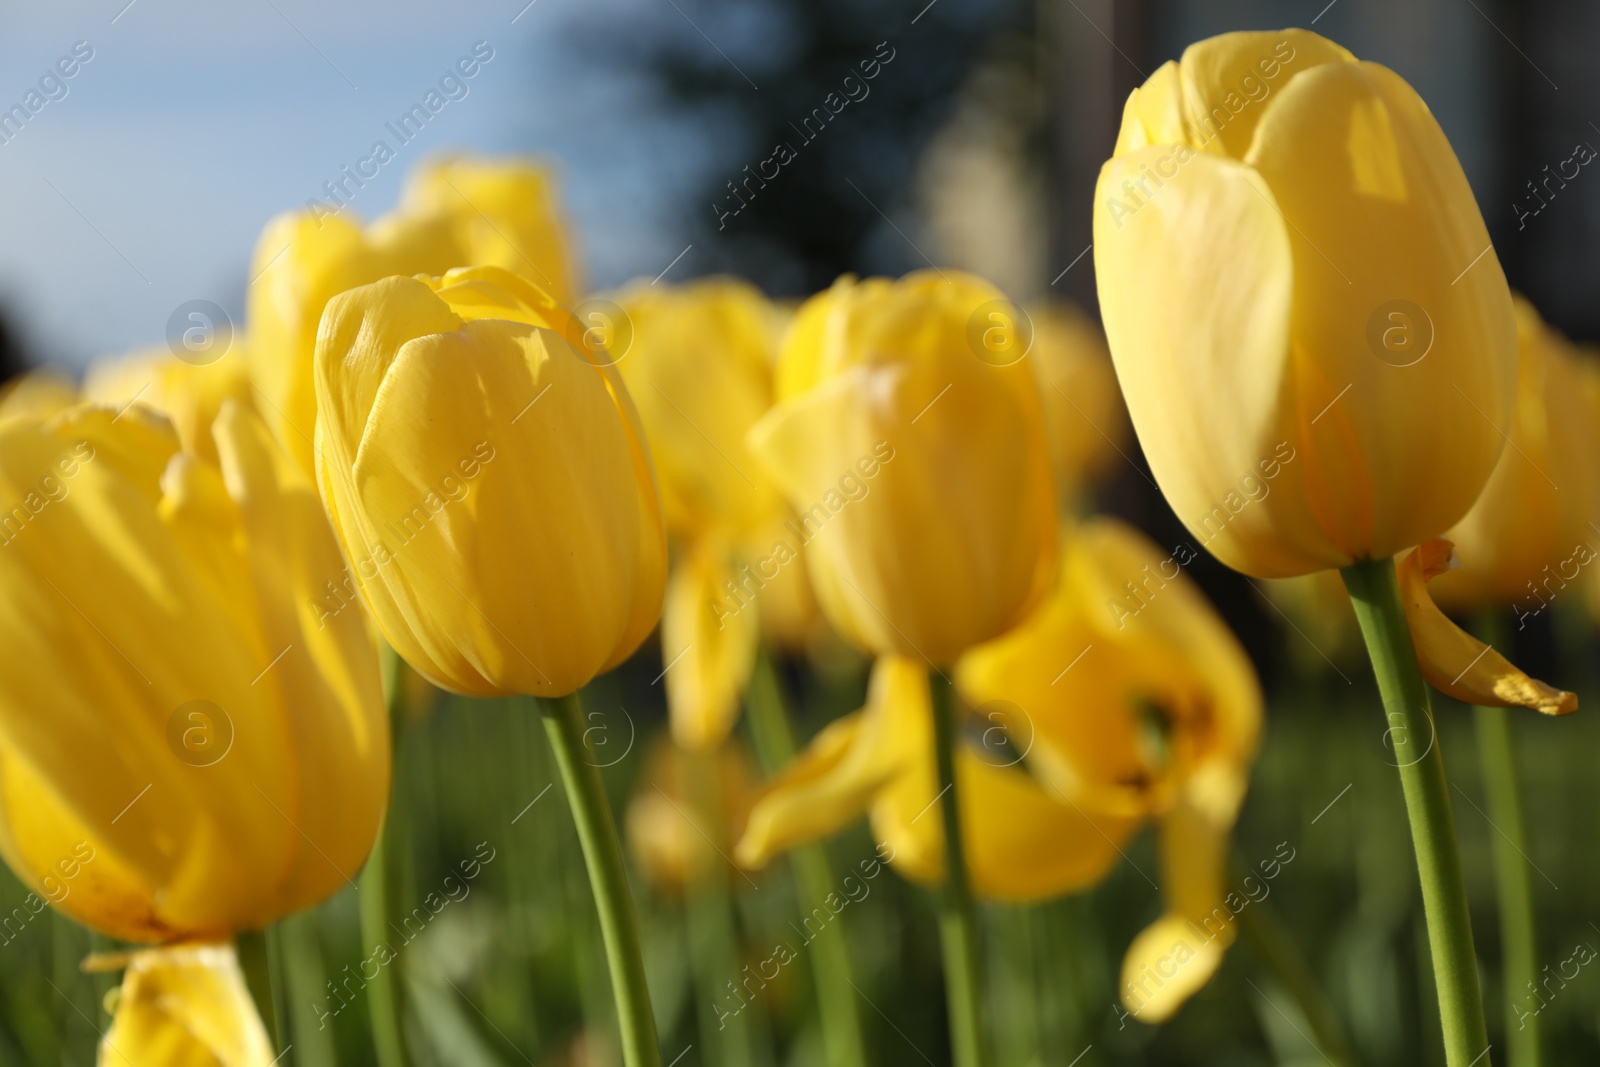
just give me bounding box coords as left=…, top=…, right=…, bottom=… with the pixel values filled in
left=362, top=647, right=409, bottom=1067
left=928, top=670, right=991, bottom=1067
left=237, top=927, right=283, bottom=1052
left=1475, top=606, right=1540, bottom=1067
left=539, top=690, right=663, bottom=1067
left=744, top=647, right=870, bottom=1067
left=1341, top=558, right=1489, bottom=1067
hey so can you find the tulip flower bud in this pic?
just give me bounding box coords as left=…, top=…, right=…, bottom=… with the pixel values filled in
left=396, top=156, right=580, bottom=306
left=313, top=266, right=667, bottom=698
left=1431, top=297, right=1600, bottom=611
left=0, top=402, right=388, bottom=943
left=1094, top=29, right=1517, bottom=578
left=248, top=157, right=578, bottom=481
left=748, top=271, right=1057, bottom=666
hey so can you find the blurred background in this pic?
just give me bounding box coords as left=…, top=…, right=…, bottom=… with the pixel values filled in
left=2, top=0, right=1598, bottom=1064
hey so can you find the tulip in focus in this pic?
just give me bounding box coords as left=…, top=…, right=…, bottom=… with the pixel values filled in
left=612, top=277, right=816, bottom=749
left=748, top=271, right=1057, bottom=666
left=0, top=401, right=389, bottom=1064
left=248, top=156, right=578, bottom=478
left=313, top=265, right=666, bottom=698
left=1094, top=29, right=1517, bottom=578
left=738, top=518, right=1261, bottom=1022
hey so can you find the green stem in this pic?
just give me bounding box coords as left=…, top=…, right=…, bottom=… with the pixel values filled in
left=539, top=691, right=662, bottom=1067
left=359, top=825, right=406, bottom=1067
left=1238, top=892, right=1355, bottom=1066
left=1471, top=611, right=1540, bottom=1067
left=361, top=647, right=408, bottom=1067
left=1476, top=704, right=1540, bottom=1065
left=237, top=928, right=282, bottom=1051
left=279, top=911, right=337, bottom=1067
left=686, top=751, right=758, bottom=1067
left=928, top=670, right=990, bottom=1067
left=1341, top=558, right=1489, bottom=1067
left=744, top=648, right=869, bottom=1067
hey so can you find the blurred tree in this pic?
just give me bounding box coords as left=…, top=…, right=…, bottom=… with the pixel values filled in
left=621, top=0, right=1027, bottom=295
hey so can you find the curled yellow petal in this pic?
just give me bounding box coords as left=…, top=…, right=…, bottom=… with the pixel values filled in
left=1399, top=540, right=1577, bottom=715
left=735, top=657, right=924, bottom=867
left=663, top=540, right=760, bottom=752
left=1120, top=799, right=1235, bottom=1024
left=98, top=941, right=275, bottom=1067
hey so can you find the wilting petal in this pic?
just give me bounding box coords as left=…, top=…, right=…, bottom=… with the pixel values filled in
left=1119, top=798, right=1235, bottom=1023
left=1399, top=541, right=1576, bottom=714
left=663, top=541, right=760, bottom=751
left=97, top=941, right=275, bottom=1067
left=736, top=657, right=924, bottom=867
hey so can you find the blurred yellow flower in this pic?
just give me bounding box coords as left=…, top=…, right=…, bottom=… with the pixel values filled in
left=749, top=271, right=1057, bottom=666
left=612, top=277, right=816, bottom=748
left=1429, top=298, right=1600, bottom=615
left=247, top=156, right=578, bottom=478
left=625, top=735, right=757, bottom=894
left=1027, top=303, right=1130, bottom=498
left=395, top=155, right=580, bottom=306
left=84, top=343, right=254, bottom=466
left=0, top=401, right=388, bottom=1063
left=0, top=370, right=77, bottom=422
left=313, top=265, right=666, bottom=698
left=1094, top=29, right=1516, bottom=578
left=737, top=518, right=1261, bottom=1022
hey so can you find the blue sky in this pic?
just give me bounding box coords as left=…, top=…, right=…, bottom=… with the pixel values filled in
left=0, top=0, right=722, bottom=368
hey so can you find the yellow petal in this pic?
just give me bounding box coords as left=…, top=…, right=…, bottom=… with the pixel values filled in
left=1119, top=799, right=1237, bottom=1024
left=1094, top=148, right=1329, bottom=577
left=395, top=156, right=580, bottom=304
left=1433, top=296, right=1600, bottom=609
left=735, top=656, right=924, bottom=867
left=0, top=370, right=78, bottom=422
left=1176, top=30, right=1355, bottom=158
left=99, top=941, right=275, bottom=1067
left=871, top=747, right=1137, bottom=904
left=613, top=277, right=785, bottom=539
left=663, top=541, right=760, bottom=751
left=1245, top=59, right=1516, bottom=565
left=1399, top=541, right=1577, bottom=714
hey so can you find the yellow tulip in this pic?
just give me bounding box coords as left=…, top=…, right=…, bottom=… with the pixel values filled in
left=611, top=277, right=815, bottom=748
left=395, top=155, right=580, bottom=306
left=1027, top=303, right=1130, bottom=497
left=0, top=401, right=388, bottom=1063
left=313, top=265, right=666, bottom=698
left=738, top=517, right=1261, bottom=1022
left=1429, top=298, right=1600, bottom=613
left=84, top=343, right=254, bottom=466
left=1094, top=29, right=1516, bottom=578
left=248, top=156, right=579, bottom=479
left=748, top=271, right=1057, bottom=666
